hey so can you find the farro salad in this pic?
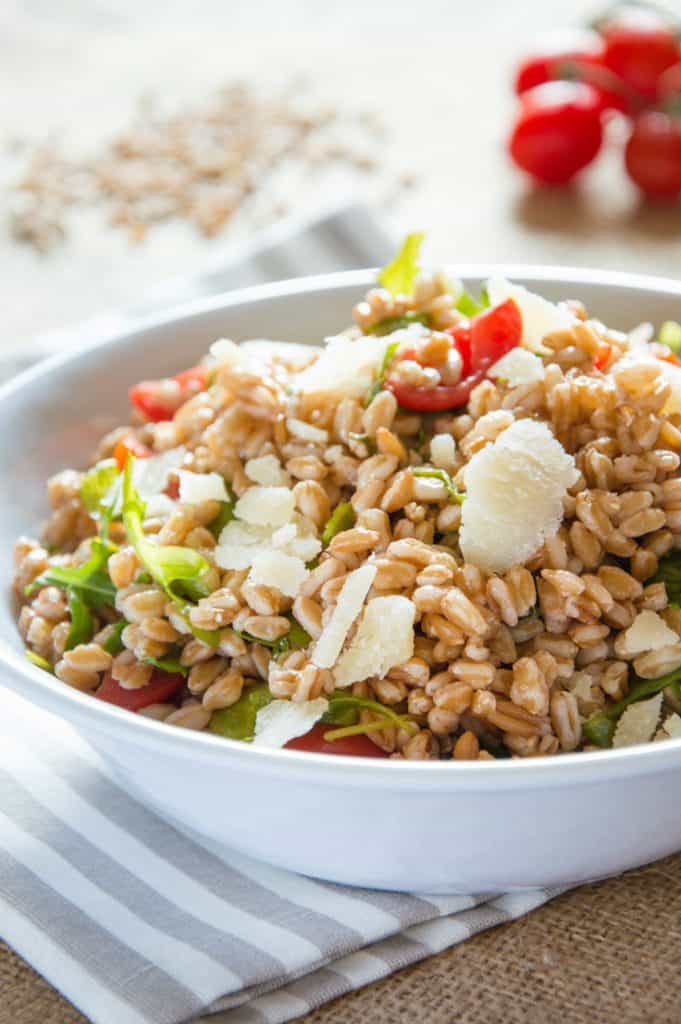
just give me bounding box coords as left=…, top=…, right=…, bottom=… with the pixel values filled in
left=15, top=236, right=681, bottom=760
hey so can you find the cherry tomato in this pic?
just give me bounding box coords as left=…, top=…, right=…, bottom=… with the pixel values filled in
left=624, top=111, right=681, bottom=199
left=509, top=81, right=604, bottom=185
left=284, top=723, right=389, bottom=757
left=113, top=434, right=152, bottom=470
left=657, top=61, right=681, bottom=103
left=95, top=669, right=184, bottom=712
left=601, top=7, right=680, bottom=101
left=515, top=32, right=605, bottom=94
left=469, top=299, right=523, bottom=373
left=387, top=372, right=485, bottom=413
left=593, top=342, right=612, bottom=372
left=448, top=323, right=472, bottom=377
left=129, top=364, right=211, bottom=422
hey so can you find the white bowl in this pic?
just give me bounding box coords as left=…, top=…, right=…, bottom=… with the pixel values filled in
left=2, top=266, right=681, bottom=894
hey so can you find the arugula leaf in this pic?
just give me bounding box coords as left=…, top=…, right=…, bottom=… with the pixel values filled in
left=143, top=648, right=188, bottom=676
left=365, top=312, right=430, bottom=337
left=321, top=502, right=356, bottom=546
left=208, top=499, right=236, bottom=541
left=377, top=232, right=424, bottom=297
left=364, top=338, right=402, bottom=407
left=177, top=606, right=221, bottom=648
left=101, top=618, right=127, bottom=655
left=455, top=290, right=483, bottom=317
left=653, top=551, right=681, bottom=606
left=121, top=456, right=211, bottom=605
left=322, top=692, right=417, bottom=741
left=27, top=537, right=117, bottom=610
left=25, top=649, right=52, bottom=672
left=479, top=284, right=490, bottom=309
left=413, top=467, right=465, bottom=504
left=65, top=590, right=94, bottom=651
left=659, top=320, right=681, bottom=355
left=80, top=459, right=119, bottom=517
left=583, top=668, right=681, bottom=748
left=209, top=682, right=273, bottom=740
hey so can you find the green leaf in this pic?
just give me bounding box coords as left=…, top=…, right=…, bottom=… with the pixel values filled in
left=25, top=649, right=52, bottom=672
left=377, top=232, right=424, bottom=298
left=583, top=667, right=681, bottom=748
left=143, top=647, right=188, bottom=676
left=80, top=459, right=119, bottom=516
left=177, top=606, right=222, bottom=648
left=209, top=682, right=273, bottom=740
left=321, top=691, right=417, bottom=741
left=413, top=467, right=465, bottom=504
left=659, top=320, right=681, bottom=355
left=653, top=551, right=681, bottom=606
left=208, top=499, right=236, bottom=540
left=365, top=312, right=430, bottom=337
left=101, top=618, right=127, bottom=655
left=121, top=456, right=210, bottom=605
left=479, top=284, right=490, bottom=309
left=65, top=590, right=94, bottom=651
left=321, top=501, right=356, bottom=546
left=27, top=537, right=117, bottom=610
left=364, top=338, right=402, bottom=407
left=455, top=290, right=482, bottom=318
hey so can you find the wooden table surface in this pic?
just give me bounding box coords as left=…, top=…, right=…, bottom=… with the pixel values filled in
left=1, top=2, right=681, bottom=1022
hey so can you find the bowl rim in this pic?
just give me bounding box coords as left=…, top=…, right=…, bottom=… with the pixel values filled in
left=5, top=262, right=681, bottom=789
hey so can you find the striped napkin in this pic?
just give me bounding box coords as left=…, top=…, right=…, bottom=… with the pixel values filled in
left=0, top=205, right=563, bottom=1024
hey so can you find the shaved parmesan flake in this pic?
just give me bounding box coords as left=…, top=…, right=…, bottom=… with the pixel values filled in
left=312, top=564, right=376, bottom=669
left=235, top=486, right=295, bottom=527
left=292, top=331, right=402, bottom=399
left=252, top=698, right=329, bottom=748
left=177, top=470, right=229, bottom=504
left=613, top=693, right=663, bottom=749
left=144, top=493, right=177, bottom=519
left=245, top=455, right=289, bottom=487
left=209, top=338, right=243, bottom=365
left=430, top=433, right=456, bottom=471
left=286, top=418, right=329, bottom=443
left=215, top=520, right=272, bottom=570
left=248, top=549, right=308, bottom=598
left=213, top=545, right=256, bottom=570
left=271, top=523, right=297, bottom=548
left=334, top=596, right=415, bottom=688
left=135, top=446, right=187, bottom=498
left=486, top=278, right=574, bottom=354
left=615, top=610, right=679, bottom=658
left=460, top=419, right=578, bottom=574
left=488, top=348, right=545, bottom=386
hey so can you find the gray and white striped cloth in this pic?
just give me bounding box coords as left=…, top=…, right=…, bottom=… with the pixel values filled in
left=0, top=205, right=563, bottom=1024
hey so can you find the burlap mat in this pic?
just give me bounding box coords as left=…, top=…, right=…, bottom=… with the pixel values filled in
left=2, top=854, right=680, bottom=1024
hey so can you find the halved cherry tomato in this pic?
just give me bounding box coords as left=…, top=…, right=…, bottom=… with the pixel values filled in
left=469, top=299, right=522, bottom=373
left=129, top=364, right=211, bottom=423
left=284, top=723, right=389, bottom=757
left=95, top=668, right=184, bottom=712
left=387, top=299, right=522, bottom=413
left=113, top=434, right=152, bottom=470
left=388, top=372, right=485, bottom=412
left=624, top=110, right=681, bottom=199
left=593, top=342, right=612, bottom=372
left=448, top=323, right=472, bottom=378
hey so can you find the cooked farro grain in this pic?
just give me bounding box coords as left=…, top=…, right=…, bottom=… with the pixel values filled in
left=16, top=242, right=681, bottom=759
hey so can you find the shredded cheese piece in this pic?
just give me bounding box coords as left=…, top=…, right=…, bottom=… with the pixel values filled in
left=312, top=564, right=376, bottom=669
left=460, top=419, right=578, bottom=574
left=615, top=611, right=680, bottom=658
left=245, top=455, right=289, bottom=487
left=252, top=698, right=329, bottom=748
left=234, top=486, right=295, bottom=527
left=135, top=446, right=187, bottom=498
left=248, top=550, right=308, bottom=599
left=613, top=693, right=663, bottom=749
left=334, top=595, right=415, bottom=688
left=488, top=348, right=545, bottom=386
left=177, top=470, right=229, bottom=504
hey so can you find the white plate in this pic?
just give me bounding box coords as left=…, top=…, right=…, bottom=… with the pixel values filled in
left=2, top=266, right=681, bottom=894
